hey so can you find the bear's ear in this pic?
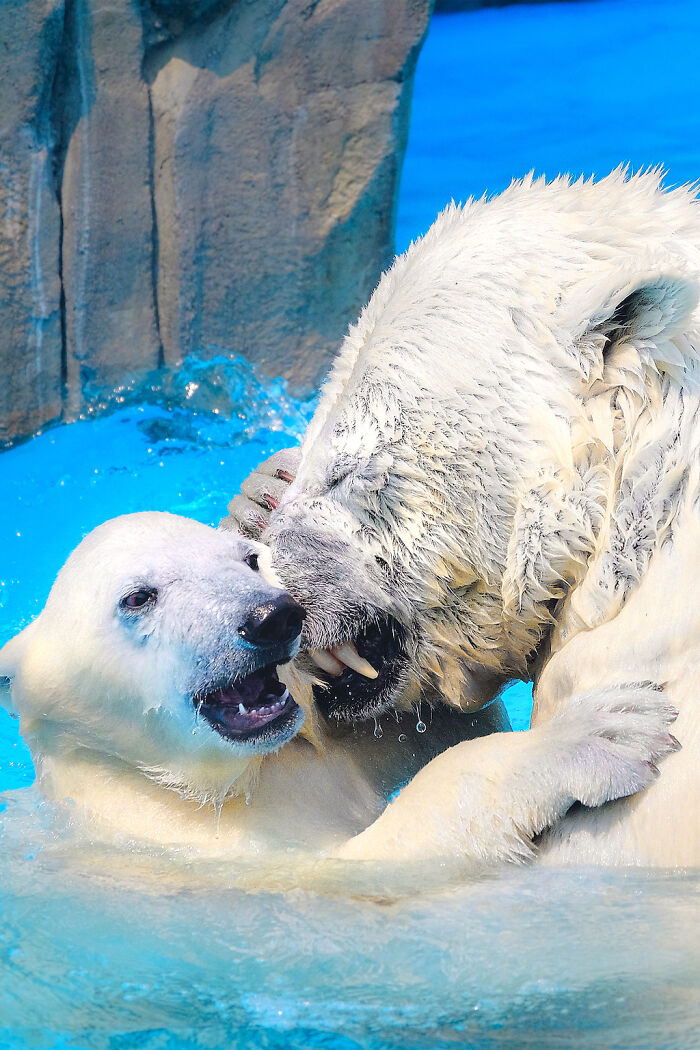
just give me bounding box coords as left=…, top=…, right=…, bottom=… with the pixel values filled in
left=0, top=623, right=35, bottom=714
left=592, top=274, right=698, bottom=344
left=565, top=271, right=699, bottom=381
left=0, top=677, right=14, bottom=716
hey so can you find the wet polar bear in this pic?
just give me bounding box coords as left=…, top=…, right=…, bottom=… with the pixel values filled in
left=0, top=512, right=678, bottom=880
left=224, top=169, right=700, bottom=867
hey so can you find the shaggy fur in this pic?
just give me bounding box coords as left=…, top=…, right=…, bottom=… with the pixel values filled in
left=0, top=513, right=678, bottom=875
left=224, top=168, right=700, bottom=865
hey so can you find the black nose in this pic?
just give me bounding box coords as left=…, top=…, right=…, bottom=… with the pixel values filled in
left=238, top=594, right=306, bottom=647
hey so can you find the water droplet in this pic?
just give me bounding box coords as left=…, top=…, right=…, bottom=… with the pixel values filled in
left=373, top=718, right=383, bottom=739
left=416, top=720, right=426, bottom=734
left=398, top=733, right=407, bottom=742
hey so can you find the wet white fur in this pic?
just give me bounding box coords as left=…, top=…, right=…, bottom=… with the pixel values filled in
left=271, top=169, right=700, bottom=866
left=0, top=513, right=385, bottom=855
left=0, top=512, right=676, bottom=877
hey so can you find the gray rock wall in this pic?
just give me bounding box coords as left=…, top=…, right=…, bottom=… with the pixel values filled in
left=0, top=0, right=431, bottom=445
left=434, top=0, right=576, bottom=11
left=0, top=0, right=65, bottom=443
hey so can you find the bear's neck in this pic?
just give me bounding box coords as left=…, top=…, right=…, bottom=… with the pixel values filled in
left=545, top=369, right=700, bottom=650
left=35, top=745, right=260, bottom=836
left=31, top=734, right=385, bottom=857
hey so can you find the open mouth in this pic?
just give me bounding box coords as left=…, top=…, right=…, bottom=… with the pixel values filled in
left=307, top=617, right=408, bottom=722
left=196, top=663, right=300, bottom=745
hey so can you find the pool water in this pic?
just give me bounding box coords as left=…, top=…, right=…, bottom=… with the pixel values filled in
left=0, top=825, right=698, bottom=1050
left=2, top=1, right=700, bottom=1047
left=395, top=0, right=700, bottom=253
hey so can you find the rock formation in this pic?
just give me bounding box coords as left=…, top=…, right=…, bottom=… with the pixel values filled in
left=0, top=0, right=431, bottom=445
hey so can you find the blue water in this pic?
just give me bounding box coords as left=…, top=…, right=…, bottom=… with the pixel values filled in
left=2, top=1, right=700, bottom=1047
left=396, top=0, right=700, bottom=253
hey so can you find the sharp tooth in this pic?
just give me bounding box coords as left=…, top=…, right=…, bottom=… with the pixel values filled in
left=238, top=703, right=247, bottom=715
left=309, top=649, right=345, bottom=676
left=331, top=642, right=379, bottom=680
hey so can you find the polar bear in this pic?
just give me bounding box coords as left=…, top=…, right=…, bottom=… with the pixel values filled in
left=222, top=169, right=700, bottom=867
left=0, top=512, right=678, bottom=879
left=0, top=512, right=390, bottom=855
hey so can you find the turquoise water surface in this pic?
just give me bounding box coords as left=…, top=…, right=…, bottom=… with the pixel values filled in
left=2, top=2, right=700, bottom=1048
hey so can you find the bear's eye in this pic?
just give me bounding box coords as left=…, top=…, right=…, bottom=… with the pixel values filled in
left=244, top=552, right=259, bottom=572
left=121, top=588, right=158, bottom=611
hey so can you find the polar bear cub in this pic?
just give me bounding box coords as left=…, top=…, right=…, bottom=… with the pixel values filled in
left=0, top=512, right=679, bottom=875
left=0, top=513, right=387, bottom=854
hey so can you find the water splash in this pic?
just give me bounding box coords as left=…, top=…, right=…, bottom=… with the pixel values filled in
left=78, top=351, right=316, bottom=443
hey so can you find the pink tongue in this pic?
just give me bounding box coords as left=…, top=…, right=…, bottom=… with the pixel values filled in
left=216, top=676, right=266, bottom=707
left=204, top=673, right=288, bottom=734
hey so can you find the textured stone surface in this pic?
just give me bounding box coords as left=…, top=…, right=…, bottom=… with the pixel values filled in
left=59, top=0, right=161, bottom=416
left=149, top=0, right=430, bottom=393
left=0, top=0, right=431, bottom=443
left=0, top=0, right=64, bottom=444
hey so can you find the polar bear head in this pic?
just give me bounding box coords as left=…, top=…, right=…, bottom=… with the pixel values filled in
left=0, top=513, right=308, bottom=804
left=263, top=171, right=700, bottom=723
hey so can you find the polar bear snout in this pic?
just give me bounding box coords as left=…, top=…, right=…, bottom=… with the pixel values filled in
left=263, top=516, right=416, bottom=722
left=238, top=594, right=305, bottom=649
left=189, top=587, right=306, bottom=752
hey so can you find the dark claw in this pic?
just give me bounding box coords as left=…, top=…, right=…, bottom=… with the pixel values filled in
left=263, top=492, right=280, bottom=510
left=276, top=469, right=295, bottom=483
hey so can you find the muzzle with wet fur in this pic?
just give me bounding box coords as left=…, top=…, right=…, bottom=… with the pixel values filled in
left=263, top=521, right=420, bottom=721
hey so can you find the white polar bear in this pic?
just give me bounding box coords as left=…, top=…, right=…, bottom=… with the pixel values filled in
left=0, top=512, right=678, bottom=881
left=223, top=168, right=700, bottom=867
left=0, top=512, right=383, bottom=856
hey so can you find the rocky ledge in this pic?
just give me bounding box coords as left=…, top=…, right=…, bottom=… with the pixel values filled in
left=0, top=0, right=431, bottom=444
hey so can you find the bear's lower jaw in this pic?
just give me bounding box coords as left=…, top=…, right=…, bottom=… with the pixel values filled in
left=195, top=665, right=302, bottom=747
left=313, top=674, right=405, bottom=723
left=307, top=616, right=411, bottom=723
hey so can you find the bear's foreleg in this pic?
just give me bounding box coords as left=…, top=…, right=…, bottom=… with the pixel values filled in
left=332, top=682, right=679, bottom=868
